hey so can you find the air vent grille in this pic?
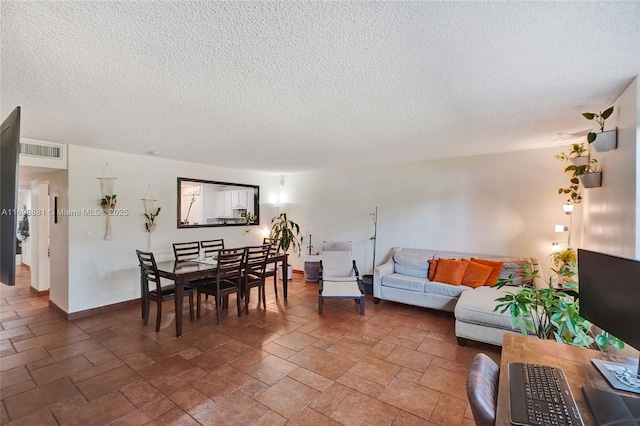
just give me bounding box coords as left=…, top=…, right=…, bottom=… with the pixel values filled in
left=20, top=143, right=62, bottom=159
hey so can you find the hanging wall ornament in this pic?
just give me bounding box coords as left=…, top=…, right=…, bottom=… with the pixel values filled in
left=98, top=163, right=117, bottom=240
left=142, top=185, right=160, bottom=251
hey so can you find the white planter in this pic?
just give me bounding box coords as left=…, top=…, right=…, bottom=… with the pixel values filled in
left=571, top=156, right=589, bottom=166
left=278, top=265, right=293, bottom=281
left=580, top=172, right=602, bottom=188
left=590, top=129, right=617, bottom=152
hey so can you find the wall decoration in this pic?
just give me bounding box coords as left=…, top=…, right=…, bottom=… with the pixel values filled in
left=142, top=185, right=160, bottom=250
left=98, top=163, right=117, bottom=240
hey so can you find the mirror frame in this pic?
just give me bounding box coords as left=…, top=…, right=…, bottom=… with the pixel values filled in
left=177, top=177, right=260, bottom=229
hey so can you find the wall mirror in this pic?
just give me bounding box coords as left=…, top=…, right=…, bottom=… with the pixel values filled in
left=177, top=177, right=260, bottom=228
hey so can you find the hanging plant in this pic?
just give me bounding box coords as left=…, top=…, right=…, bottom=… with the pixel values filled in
left=100, top=194, right=117, bottom=212
left=144, top=207, right=161, bottom=232
left=583, top=106, right=614, bottom=143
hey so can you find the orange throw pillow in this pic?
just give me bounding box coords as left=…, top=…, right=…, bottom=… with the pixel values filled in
left=427, top=259, right=438, bottom=281
left=433, top=259, right=468, bottom=285
left=461, top=260, right=493, bottom=288
left=470, top=258, right=504, bottom=286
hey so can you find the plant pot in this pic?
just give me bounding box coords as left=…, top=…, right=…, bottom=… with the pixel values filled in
left=304, top=255, right=321, bottom=282
left=590, top=129, right=617, bottom=152
left=278, top=265, right=293, bottom=281
left=571, top=156, right=589, bottom=166
left=580, top=171, right=602, bottom=188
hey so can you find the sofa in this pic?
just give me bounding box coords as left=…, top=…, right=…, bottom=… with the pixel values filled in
left=373, top=247, right=540, bottom=346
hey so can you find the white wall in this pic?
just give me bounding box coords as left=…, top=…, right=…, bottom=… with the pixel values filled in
left=49, top=171, right=68, bottom=309
left=64, top=145, right=280, bottom=313
left=582, top=78, right=638, bottom=257
left=282, top=146, right=571, bottom=277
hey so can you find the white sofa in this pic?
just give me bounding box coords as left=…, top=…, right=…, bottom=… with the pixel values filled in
left=373, top=247, right=540, bottom=346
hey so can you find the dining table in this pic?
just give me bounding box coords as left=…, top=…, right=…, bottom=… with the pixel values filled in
left=153, top=252, right=289, bottom=337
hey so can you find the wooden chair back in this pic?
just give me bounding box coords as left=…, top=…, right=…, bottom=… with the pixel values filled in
left=245, top=245, right=270, bottom=277
left=217, top=247, right=246, bottom=284
left=201, top=239, right=224, bottom=258
left=173, top=241, right=200, bottom=261
left=136, top=250, right=160, bottom=293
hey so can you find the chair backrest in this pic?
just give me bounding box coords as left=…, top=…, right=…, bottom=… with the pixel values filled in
left=245, top=244, right=270, bottom=276
left=216, top=247, right=246, bottom=284
left=136, top=250, right=160, bottom=294
left=201, top=239, right=224, bottom=258
left=173, top=241, right=200, bottom=261
left=467, top=353, right=500, bottom=426
left=321, top=241, right=355, bottom=278
left=263, top=238, right=281, bottom=256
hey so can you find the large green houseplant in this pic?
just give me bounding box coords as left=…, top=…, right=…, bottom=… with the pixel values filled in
left=494, top=264, right=623, bottom=351
left=270, top=212, right=303, bottom=255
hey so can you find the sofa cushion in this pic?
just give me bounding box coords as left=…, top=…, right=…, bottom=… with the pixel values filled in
left=470, top=258, right=504, bottom=286
left=382, top=273, right=427, bottom=292
left=433, top=259, right=468, bottom=285
left=427, top=259, right=438, bottom=280
left=461, top=260, right=493, bottom=288
left=393, top=252, right=429, bottom=278
left=454, top=286, right=518, bottom=329
left=424, top=281, right=473, bottom=298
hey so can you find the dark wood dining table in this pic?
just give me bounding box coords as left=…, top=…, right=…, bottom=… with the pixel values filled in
left=153, top=253, right=289, bottom=337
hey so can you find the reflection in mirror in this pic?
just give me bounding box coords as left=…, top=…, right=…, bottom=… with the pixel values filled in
left=177, top=178, right=260, bottom=228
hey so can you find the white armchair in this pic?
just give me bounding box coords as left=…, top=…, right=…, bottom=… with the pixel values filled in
left=318, top=241, right=365, bottom=315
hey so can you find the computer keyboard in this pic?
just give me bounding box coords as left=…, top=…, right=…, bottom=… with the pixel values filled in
left=509, top=362, right=584, bottom=426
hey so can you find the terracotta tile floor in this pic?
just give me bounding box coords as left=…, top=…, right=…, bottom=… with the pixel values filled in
left=1, top=266, right=501, bottom=425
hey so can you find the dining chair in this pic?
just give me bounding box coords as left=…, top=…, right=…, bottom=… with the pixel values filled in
left=318, top=241, right=365, bottom=315
left=196, top=247, right=245, bottom=324
left=466, top=352, right=500, bottom=426
left=263, top=237, right=282, bottom=298
left=242, top=244, right=270, bottom=313
left=136, top=250, right=195, bottom=332
left=201, top=239, right=224, bottom=259
left=172, top=241, right=200, bottom=261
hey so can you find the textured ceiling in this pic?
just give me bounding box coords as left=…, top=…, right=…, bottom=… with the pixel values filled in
left=2, top=1, right=639, bottom=173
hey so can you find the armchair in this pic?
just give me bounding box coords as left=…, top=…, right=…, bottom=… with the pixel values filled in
left=318, top=241, right=365, bottom=315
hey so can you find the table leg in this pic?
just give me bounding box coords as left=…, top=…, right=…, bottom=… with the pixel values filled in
left=283, top=255, right=288, bottom=299
left=175, top=279, right=183, bottom=337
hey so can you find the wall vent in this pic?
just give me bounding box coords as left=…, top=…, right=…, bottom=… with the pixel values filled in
left=20, top=142, right=62, bottom=159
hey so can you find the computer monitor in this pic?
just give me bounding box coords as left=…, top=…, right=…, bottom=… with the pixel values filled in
left=578, top=249, right=640, bottom=394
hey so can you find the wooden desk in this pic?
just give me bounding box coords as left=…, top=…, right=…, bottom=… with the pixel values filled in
left=497, top=334, right=638, bottom=425
left=153, top=253, right=289, bottom=337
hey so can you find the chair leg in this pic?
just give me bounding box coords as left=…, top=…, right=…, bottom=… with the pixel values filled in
left=261, top=283, right=266, bottom=308
left=155, top=298, right=162, bottom=332
left=196, top=291, right=201, bottom=319
left=189, top=292, right=194, bottom=321
left=215, top=294, right=221, bottom=325
left=273, top=275, right=278, bottom=298
left=236, top=291, right=242, bottom=317
left=318, top=295, right=323, bottom=314
left=143, top=297, right=150, bottom=325
left=245, top=286, right=250, bottom=314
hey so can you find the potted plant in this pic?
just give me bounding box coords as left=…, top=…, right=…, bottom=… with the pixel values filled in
left=494, top=263, right=624, bottom=350
left=555, top=143, right=589, bottom=166
left=551, top=247, right=577, bottom=285
left=270, top=212, right=303, bottom=280
left=557, top=145, right=602, bottom=202
left=240, top=212, right=257, bottom=234
left=584, top=106, right=616, bottom=152
left=144, top=207, right=161, bottom=232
